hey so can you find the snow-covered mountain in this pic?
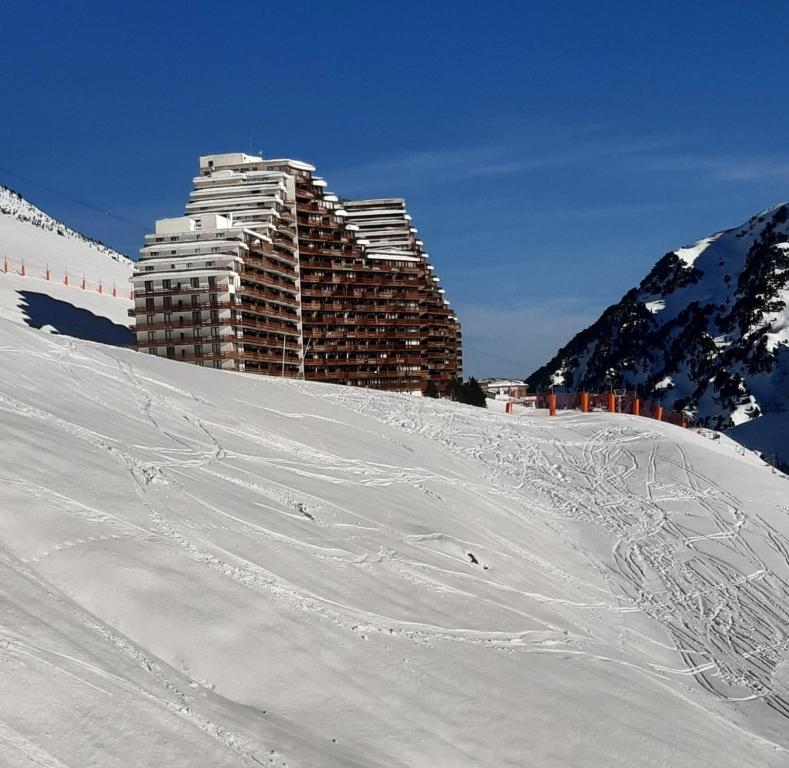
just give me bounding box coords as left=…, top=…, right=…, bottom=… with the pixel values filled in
left=0, top=185, right=132, bottom=341
left=0, top=185, right=131, bottom=270
left=528, top=204, right=789, bottom=463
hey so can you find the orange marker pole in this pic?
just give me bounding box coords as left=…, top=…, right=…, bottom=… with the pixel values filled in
left=129, top=289, right=135, bottom=300
left=548, top=393, right=557, bottom=416
left=581, top=391, right=589, bottom=413
left=45, top=265, right=50, bottom=281
left=98, top=281, right=103, bottom=294
left=64, top=272, right=69, bottom=286
left=20, top=262, right=26, bottom=277
left=2, top=256, right=7, bottom=273
left=505, top=401, right=512, bottom=414
left=112, top=283, right=117, bottom=298
left=633, top=397, right=640, bottom=416
left=608, top=392, right=616, bottom=413
left=82, top=275, right=86, bottom=290
left=655, top=405, right=664, bottom=421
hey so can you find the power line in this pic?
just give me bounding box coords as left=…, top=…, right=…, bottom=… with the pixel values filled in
left=462, top=343, right=526, bottom=372
left=0, top=164, right=148, bottom=232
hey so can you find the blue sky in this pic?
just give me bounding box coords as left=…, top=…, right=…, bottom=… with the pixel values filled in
left=2, top=1, right=789, bottom=378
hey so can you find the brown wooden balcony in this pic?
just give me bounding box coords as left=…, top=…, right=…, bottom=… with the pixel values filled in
left=239, top=350, right=302, bottom=365
left=240, top=270, right=299, bottom=294
left=132, top=319, right=235, bottom=334
left=133, top=284, right=232, bottom=299
left=238, top=301, right=299, bottom=322
left=234, top=317, right=300, bottom=336
left=238, top=286, right=299, bottom=308
left=128, top=300, right=237, bottom=317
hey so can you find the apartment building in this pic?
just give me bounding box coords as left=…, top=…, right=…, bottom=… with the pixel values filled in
left=130, top=152, right=461, bottom=392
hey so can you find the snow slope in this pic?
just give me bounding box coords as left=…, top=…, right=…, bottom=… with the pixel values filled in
left=1, top=314, right=789, bottom=767
left=0, top=185, right=132, bottom=341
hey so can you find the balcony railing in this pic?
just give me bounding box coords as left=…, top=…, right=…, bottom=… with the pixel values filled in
left=133, top=284, right=231, bottom=299
left=238, top=286, right=299, bottom=308
left=238, top=301, right=299, bottom=322
left=128, top=300, right=237, bottom=317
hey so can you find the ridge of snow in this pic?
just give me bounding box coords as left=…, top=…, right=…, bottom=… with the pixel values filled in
left=0, top=185, right=132, bottom=268
left=674, top=233, right=719, bottom=267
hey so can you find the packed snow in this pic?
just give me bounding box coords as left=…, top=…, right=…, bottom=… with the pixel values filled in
left=0, top=309, right=788, bottom=766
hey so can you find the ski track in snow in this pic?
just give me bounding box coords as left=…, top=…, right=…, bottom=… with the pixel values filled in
left=292, top=384, right=789, bottom=713
left=2, top=331, right=789, bottom=765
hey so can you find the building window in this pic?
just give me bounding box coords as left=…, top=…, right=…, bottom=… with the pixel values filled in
left=191, top=277, right=199, bottom=288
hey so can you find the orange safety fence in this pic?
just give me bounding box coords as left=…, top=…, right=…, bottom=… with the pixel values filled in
left=1, top=254, right=133, bottom=300
left=519, top=390, right=693, bottom=428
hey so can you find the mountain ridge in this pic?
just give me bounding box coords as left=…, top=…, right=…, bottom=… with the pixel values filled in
left=0, top=184, right=131, bottom=267
left=527, top=203, right=789, bottom=443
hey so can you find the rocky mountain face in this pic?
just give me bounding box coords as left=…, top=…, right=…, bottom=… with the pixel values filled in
left=528, top=204, right=789, bottom=432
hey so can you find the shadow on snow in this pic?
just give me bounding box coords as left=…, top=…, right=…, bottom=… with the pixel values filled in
left=17, top=290, right=134, bottom=347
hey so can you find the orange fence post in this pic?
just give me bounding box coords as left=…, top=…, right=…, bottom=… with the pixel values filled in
left=64, top=272, right=69, bottom=286
left=20, top=262, right=26, bottom=277
left=608, top=392, right=616, bottom=413
left=2, top=256, right=7, bottom=273
left=633, top=397, right=640, bottom=417
left=655, top=405, right=664, bottom=421
left=98, top=281, right=103, bottom=294
left=112, top=282, right=117, bottom=298
left=505, top=401, right=513, bottom=414
left=81, top=275, right=86, bottom=290
left=548, top=393, right=557, bottom=416
left=45, top=265, right=50, bottom=281
left=581, top=391, right=589, bottom=413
